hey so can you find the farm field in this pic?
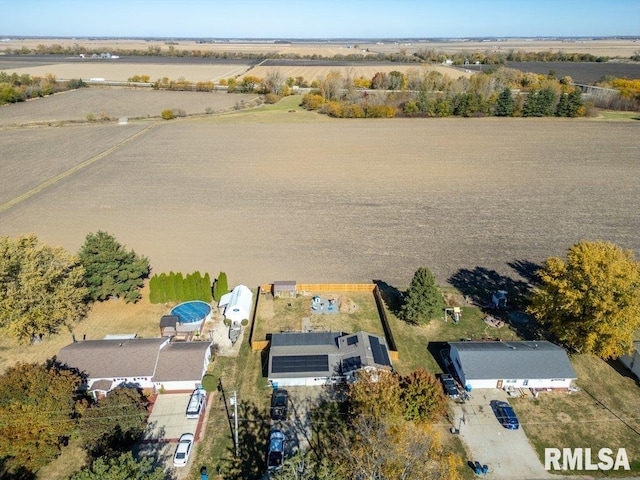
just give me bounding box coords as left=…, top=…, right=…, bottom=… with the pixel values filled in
left=0, top=59, right=254, bottom=83
left=3, top=37, right=640, bottom=58
left=1, top=95, right=638, bottom=290
left=0, top=88, right=258, bottom=126
left=0, top=56, right=472, bottom=84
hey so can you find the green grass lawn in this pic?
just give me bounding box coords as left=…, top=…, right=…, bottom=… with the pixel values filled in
left=594, top=110, right=640, bottom=121
left=513, top=354, right=640, bottom=476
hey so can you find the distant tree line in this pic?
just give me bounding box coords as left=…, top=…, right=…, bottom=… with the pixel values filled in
left=4, top=42, right=626, bottom=63
left=148, top=271, right=212, bottom=303
left=0, top=71, right=85, bottom=105
left=300, top=66, right=587, bottom=118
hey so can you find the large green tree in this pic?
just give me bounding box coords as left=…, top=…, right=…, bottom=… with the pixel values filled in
left=80, top=387, right=149, bottom=458
left=0, top=234, right=88, bottom=343
left=494, top=87, right=514, bottom=116
left=400, top=267, right=444, bottom=324
left=0, top=361, right=84, bottom=473
left=528, top=240, right=640, bottom=359
left=79, top=231, right=150, bottom=303
left=69, top=452, right=165, bottom=480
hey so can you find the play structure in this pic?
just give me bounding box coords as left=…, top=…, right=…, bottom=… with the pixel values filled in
left=311, top=296, right=338, bottom=314
left=444, top=306, right=462, bottom=323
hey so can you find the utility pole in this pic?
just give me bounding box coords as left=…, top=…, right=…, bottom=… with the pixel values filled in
left=231, top=391, right=239, bottom=457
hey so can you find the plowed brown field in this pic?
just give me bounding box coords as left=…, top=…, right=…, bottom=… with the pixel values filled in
left=1, top=98, right=638, bottom=289
left=0, top=88, right=258, bottom=126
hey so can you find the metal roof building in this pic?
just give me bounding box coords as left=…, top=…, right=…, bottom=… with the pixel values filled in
left=449, top=340, right=576, bottom=390
left=268, top=331, right=393, bottom=387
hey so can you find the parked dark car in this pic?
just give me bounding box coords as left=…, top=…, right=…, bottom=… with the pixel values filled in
left=270, top=388, right=289, bottom=421
left=267, top=429, right=286, bottom=471
left=494, top=401, right=519, bottom=429
left=440, top=374, right=459, bottom=398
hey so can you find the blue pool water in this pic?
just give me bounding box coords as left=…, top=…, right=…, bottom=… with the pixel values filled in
left=170, top=300, right=211, bottom=323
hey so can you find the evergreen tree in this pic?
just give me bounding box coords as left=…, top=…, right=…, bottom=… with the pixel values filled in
left=158, top=273, right=167, bottom=303
left=78, top=231, right=150, bottom=303
left=203, top=272, right=212, bottom=302
left=495, top=87, right=514, bottom=116
left=400, top=267, right=443, bottom=324
left=566, top=89, right=584, bottom=117
left=556, top=92, right=571, bottom=117
left=166, top=272, right=176, bottom=301
left=148, top=275, right=159, bottom=303
left=69, top=452, right=165, bottom=480
left=175, top=272, right=184, bottom=302
left=214, top=271, right=228, bottom=302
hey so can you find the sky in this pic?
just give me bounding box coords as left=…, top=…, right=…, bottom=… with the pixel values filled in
left=2, top=0, right=639, bottom=38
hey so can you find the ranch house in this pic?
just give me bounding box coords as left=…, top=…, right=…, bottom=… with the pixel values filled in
left=448, top=340, right=576, bottom=391
left=57, top=337, right=213, bottom=396
left=268, top=330, right=393, bottom=387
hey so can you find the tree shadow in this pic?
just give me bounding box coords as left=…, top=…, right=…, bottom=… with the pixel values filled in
left=448, top=264, right=547, bottom=340
left=373, top=279, right=403, bottom=316
left=448, top=266, right=530, bottom=310
left=223, top=400, right=270, bottom=480
left=0, top=461, right=36, bottom=480
left=507, top=259, right=542, bottom=286
left=606, top=358, right=640, bottom=386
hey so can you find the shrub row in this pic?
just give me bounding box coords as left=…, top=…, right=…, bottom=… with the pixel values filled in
left=149, top=271, right=212, bottom=304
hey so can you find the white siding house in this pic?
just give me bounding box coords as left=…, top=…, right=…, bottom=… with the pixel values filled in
left=620, top=342, right=640, bottom=380
left=449, top=340, right=576, bottom=391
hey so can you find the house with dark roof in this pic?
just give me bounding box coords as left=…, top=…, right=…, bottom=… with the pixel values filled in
left=620, top=341, right=640, bottom=380
left=57, top=337, right=212, bottom=395
left=448, top=340, right=576, bottom=390
left=268, top=331, right=393, bottom=387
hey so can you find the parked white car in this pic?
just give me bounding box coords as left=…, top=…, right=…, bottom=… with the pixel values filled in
left=173, top=433, right=194, bottom=467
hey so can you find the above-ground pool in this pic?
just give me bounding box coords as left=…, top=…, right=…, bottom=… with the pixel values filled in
left=170, top=300, right=212, bottom=324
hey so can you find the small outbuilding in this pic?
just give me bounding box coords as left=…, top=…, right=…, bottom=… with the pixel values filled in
left=273, top=280, right=297, bottom=298
left=448, top=340, right=576, bottom=390
left=219, top=285, right=253, bottom=323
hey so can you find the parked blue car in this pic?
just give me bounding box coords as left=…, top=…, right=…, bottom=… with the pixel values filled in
left=494, top=401, right=519, bottom=429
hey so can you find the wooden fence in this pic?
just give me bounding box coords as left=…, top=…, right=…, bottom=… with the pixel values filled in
left=296, top=283, right=375, bottom=293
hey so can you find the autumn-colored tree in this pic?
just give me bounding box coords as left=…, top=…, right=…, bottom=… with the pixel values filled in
left=0, top=234, right=88, bottom=343
left=400, top=267, right=444, bottom=324
left=528, top=241, right=640, bottom=359
left=0, top=362, right=84, bottom=473
left=348, top=370, right=402, bottom=422
left=400, top=368, right=447, bottom=423
left=335, top=412, right=461, bottom=480
left=69, top=452, right=165, bottom=480
left=80, top=387, right=149, bottom=458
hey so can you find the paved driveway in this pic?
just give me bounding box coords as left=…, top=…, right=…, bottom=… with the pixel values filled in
left=137, top=393, right=206, bottom=479
left=450, top=389, right=554, bottom=480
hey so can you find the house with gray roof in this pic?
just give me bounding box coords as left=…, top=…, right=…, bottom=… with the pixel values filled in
left=57, top=337, right=212, bottom=395
left=448, top=340, right=576, bottom=390
left=268, top=331, right=392, bottom=387
left=620, top=341, right=640, bottom=380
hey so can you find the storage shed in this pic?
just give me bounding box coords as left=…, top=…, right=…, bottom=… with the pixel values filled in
left=273, top=280, right=297, bottom=298
left=219, top=284, right=253, bottom=322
